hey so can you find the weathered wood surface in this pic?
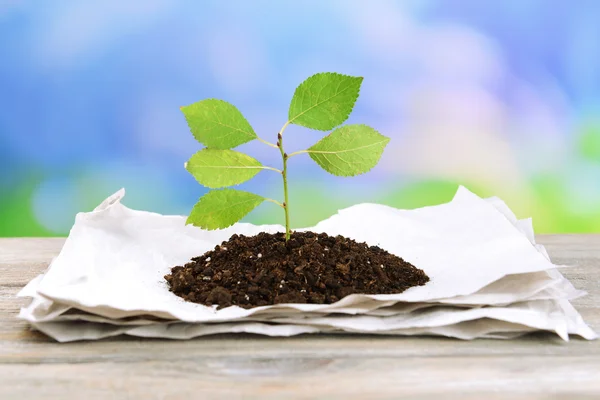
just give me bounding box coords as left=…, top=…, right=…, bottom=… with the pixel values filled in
left=0, top=236, right=598, bottom=399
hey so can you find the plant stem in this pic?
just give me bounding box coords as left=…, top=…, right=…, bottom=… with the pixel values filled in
left=257, top=137, right=279, bottom=148
left=264, top=197, right=285, bottom=208
left=262, top=166, right=283, bottom=174
left=287, top=150, right=309, bottom=158
left=278, top=121, right=291, bottom=241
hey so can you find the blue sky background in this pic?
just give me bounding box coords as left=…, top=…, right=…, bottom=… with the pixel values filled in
left=1, top=0, right=600, bottom=236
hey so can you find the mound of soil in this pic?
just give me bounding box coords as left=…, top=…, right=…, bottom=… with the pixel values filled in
left=165, top=231, right=429, bottom=309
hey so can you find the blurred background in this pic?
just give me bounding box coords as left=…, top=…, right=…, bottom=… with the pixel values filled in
left=1, top=0, right=599, bottom=236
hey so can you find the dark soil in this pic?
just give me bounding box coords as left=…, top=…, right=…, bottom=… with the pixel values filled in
left=165, top=232, right=429, bottom=309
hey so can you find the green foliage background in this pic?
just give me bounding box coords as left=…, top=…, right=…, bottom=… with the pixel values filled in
left=2, top=1, right=599, bottom=236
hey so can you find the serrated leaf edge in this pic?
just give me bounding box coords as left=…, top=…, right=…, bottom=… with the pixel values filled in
left=181, top=98, right=257, bottom=148
left=185, top=149, right=265, bottom=189
left=186, top=189, right=265, bottom=230
left=288, top=72, right=363, bottom=131
left=307, top=124, right=390, bottom=177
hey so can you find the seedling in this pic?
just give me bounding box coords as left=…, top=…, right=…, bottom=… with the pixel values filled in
left=181, top=72, right=389, bottom=241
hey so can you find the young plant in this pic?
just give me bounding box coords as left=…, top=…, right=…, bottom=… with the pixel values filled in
left=181, top=72, right=389, bottom=241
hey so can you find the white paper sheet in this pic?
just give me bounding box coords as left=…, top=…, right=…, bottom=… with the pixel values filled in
left=17, top=186, right=596, bottom=341
left=267, top=299, right=597, bottom=341
left=27, top=187, right=562, bottom=319
left=18, top=269, right=582, bottom=322
left=27, top=307, right=590, bottom=342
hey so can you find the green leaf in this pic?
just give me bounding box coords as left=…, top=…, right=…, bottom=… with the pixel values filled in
left=187, top=189, right=265, bottom=230
left=181, top=99, right=257, bottom=149
left=186, top=149, right=265, bottom=188
left=288, top=72, right=363, bottom=131
left=306, top=124, right=389, bottom=176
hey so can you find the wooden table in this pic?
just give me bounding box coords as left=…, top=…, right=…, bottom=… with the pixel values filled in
left=1, top=236, right=598, bottom=399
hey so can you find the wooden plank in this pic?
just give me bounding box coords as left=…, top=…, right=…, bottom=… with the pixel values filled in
left=0, top=356, right=599, bottom=400
left=0, top=238, right=65, bottom=286
left=0, top=236, right=598, bottom=399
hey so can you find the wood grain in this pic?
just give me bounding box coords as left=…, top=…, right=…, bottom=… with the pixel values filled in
left=0, top=236, right=598, bottom=399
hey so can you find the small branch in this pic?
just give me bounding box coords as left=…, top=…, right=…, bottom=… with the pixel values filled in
left=262, top=166, right=283, bottom=174
left=279, top=121, right=291, bottom=138
left=257, top=136, right=279, bottom=148
left=287, top=150, right=309, bottom=158
left=264, top=197, right=285, bottom=208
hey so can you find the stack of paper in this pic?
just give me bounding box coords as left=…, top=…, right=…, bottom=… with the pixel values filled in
left=18, top=187, right=597, bottom=342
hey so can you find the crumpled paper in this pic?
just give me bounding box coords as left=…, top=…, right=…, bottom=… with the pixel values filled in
left=18, top=186, right=597, bottom=342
